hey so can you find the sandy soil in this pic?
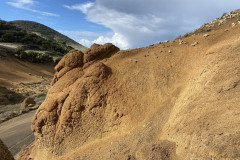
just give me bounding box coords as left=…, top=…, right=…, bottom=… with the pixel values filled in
left=16, top=10, right=240, bottom=160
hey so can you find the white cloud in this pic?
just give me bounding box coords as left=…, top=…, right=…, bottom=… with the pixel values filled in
left=65, top=0, right=240, bottom=49
left=79, top=39, right=92, bottom=47
left=63, top=2, right=94, bottom=14
left=7, top=0, right=59, bottom=17
left=58, top=30, right=129, bottom=49
left=93, top=33, right=129, bottom=49
left=7, top=0, right=35, bottom=8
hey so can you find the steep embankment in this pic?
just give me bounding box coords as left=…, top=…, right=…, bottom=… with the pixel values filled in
left=17, top=10, right=240, bottom=160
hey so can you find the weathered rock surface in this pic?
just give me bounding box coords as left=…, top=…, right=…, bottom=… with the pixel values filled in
left=17, top=10, right=240, bottom=160
left=0, top=139, right=14, bottom=160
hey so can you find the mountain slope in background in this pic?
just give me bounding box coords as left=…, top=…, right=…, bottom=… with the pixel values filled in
left=10, top=20, right=87, bottom=52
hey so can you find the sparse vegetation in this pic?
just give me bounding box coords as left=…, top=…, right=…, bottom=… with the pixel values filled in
left=237, top=14, right=240, bottom=21
left=54, top=57, right=62, bottom=64
left=205, top=27, right=211, bottom=32
left=0, top=20, right=73, bottom=59
left=10, top=20, right=86, bottom=51
left=15, top=48, right=53, bottom=63
left=221, top=13, right=227, bottom=18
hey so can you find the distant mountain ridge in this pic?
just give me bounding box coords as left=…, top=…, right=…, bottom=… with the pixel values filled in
left=10, top=20, right=87, bottom=52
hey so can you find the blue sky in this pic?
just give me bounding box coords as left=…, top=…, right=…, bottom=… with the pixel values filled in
left=1, top=0, right=240, bottom=49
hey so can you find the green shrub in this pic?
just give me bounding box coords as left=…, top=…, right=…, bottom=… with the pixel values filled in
left=54, top=57, right=62, bottom=64
left=2, top=32, right=15, bottom=42
left=37, top=53, right=53, bottom=63
left=15, top=48, right=26, bottom=57
left=19, top=51, right=28, bottom=59
left=15, top=48, right=53, bottom=63
left=221, top=13, right=227, bottom=18
left=205, top=27, right=211, bottom=32
left=26, top=51, right=38, bottom=62
left=237, top=14, right=240, bottom=21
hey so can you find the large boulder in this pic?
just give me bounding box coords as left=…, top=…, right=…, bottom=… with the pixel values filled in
left=17, top=43, right=120, bottom=159
left=0, top=139, right=14, bottom=160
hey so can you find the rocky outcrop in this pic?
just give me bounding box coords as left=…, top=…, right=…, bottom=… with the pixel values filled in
left=0, top=139, right=14, bottom=160
left=84, top=43, right=120, bottom=63
left=17, top=43, right=120, bottom=159
left=20, top=97, right=36, bottom=109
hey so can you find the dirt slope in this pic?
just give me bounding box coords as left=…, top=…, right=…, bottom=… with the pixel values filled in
left=17, top=10, right=240, bottom=160
left=0, top=52, right=54, bottom=88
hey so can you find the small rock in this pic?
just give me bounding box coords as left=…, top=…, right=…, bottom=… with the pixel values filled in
left=144, top=54, right=149, bottom=57
left=191, top=41, right=199, bottom=46
left=130, top=59, right=138, bottom=63
left=203, top=34, right=209, bottom=37
left=179, top=39, right=183, bottom=45
left=168, top=50, right=172, bottom=53
left=232, top=23, right=236, bottom=27
left=224, top=29, right=228, bottom=32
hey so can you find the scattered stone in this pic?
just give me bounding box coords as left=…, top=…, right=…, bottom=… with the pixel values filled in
left=225, top=29, right=228, bottom=32
left=144, top=54, right=149, bottom=57
left=130, top=59, right=138, bottom=63
left=28, top=73, right=32, bottom=75
left=191, top=41, right=199, bottom=46
left=179, top=39, right=183, bottom=45
left=168, top=50, right=172, bottom=53
left=232, top=23, right=236, bottom=27
left=203, top=34, right=209, bottom=37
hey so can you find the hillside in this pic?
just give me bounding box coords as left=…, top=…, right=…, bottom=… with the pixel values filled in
left=0, top=19, right=77, bottom=64
left=10, top=20, right=87, bottom=52
left=0, top=47, right=54, bottom=112
left=17, top=10, right=240, bottom=160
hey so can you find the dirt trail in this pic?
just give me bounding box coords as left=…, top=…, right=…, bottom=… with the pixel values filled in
left=0, top=110, right=36, bottom=156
